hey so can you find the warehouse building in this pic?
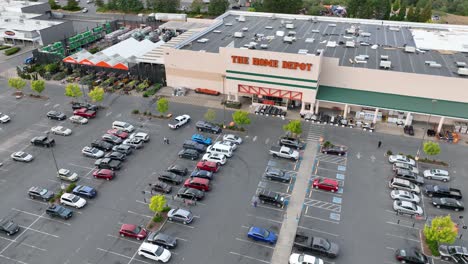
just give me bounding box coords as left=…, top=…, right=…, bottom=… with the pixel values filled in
left=162, top=11, right=468, bottom=134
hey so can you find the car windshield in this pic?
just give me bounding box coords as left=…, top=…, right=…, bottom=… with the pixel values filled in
left=19, top=153, right=27, bottom=158
left=155, top=246, right=164, bottom=256
left=92, top=149, right=99, bottom=154
left=71, top=196, right=80, bottom=202
left=57, top=207, right=65, bottom=213
left=39, top=189, right=48, bottom=195
left=318, top=238, right=331, bottom=250
left=133, top=226, right=141, bottom=234
left=262, top=229, right=270, bottom=238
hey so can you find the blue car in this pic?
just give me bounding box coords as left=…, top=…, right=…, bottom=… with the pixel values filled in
left=191, top=134, right=212, bottom=146
left=247, top=226, right=277, bottom=244
left=72, top=185, right=97, bottom=199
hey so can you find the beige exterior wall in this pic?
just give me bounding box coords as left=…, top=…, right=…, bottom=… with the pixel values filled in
left=319, top=58, right=468, bottom=103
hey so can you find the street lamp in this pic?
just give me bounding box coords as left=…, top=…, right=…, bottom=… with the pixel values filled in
left=222, top=75, right=226, bottom=128
left=415, top=99, right=437, bottom=160
left=46, top=131, right=64, bottom=190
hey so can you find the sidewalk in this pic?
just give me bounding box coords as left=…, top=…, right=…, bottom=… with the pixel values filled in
left=271, top=142, right=319, bottom=264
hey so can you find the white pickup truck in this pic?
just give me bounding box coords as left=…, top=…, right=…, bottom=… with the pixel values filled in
left=269, top=146, right=299, bottom=161
left=168, top=114, right=191, bottom=129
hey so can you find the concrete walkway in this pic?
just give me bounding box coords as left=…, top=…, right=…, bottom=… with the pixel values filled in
left=271, top=142, right=319, bottom=264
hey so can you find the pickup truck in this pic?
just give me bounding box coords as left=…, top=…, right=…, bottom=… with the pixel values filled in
left=94, top=158, right=122, bottom=171
left=73, top=108, right=96, bottom=118
left=425, top=185, right=462, bottom=200
left=293, top=233, right=340, bottom=258
left=269, top=146, right=299, bottom=161
left=31, top=136, right=55, bottom=147
left=71, top=102, right=98, bottom=111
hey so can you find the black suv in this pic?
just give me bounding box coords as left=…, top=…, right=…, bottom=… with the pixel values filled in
left=258, top=190, right=285, bottom=208
left=195, top=121, right=222, bottom=134
left=71, top=102, right=98, bottom=111
left=28, top=186, right=54, bottom=201
left=91, top=139, right=113, bottom=151
left=46, top=204, right=73, bottom=219
left=31, top=136, right=55, bottom=148
left=279, top=136, right=305, bottom=149
left=158, top=172, right=183, bottom=185
left=112, top=144, right=133, bottom=155
left=0, top=218, right=19, bottom=236
left=182, top=140, right=207, bottom=153
left=46, top=111, right=66, bottom=120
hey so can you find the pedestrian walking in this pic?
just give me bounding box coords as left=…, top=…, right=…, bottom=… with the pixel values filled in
left=163, top=137, right=168, bottom=144
left=253, top=200, right=257, bottom=207
left=378, top=141, right=382, bottom=148
left=166, top=138, right=170, bottom=144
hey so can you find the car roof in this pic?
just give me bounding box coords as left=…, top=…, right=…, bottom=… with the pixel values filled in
left=189, top=177, right=209, bottom=184
left=400, top=201, right=416, bottom=207
left=139, top=242, right=160, bottom=251
left=173, top=208, right=190, bottom=216
left=393, top=178, right=410, bottom=184
left=199, top=161, right=216, bottom=166
left=61, top=193, right=75, bottom=199
left=321, top=178, right=338, bottom=184
left=121, top=223, right=137, bottom=231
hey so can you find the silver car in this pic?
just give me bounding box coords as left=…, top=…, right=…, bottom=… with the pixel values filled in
left=393, top=200, right=423, bottom=216
left=423, top=169, right=450, bottom=182
left=390, top=190, right=421, bottom=204
left=393, top=162, right=419, bottom=174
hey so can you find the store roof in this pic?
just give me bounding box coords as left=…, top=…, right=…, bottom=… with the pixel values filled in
left=179, top=11, right=468, bottom=79
left=101, top=38, right=159, bottom=59
left=0, top=0, right=46, bottom=13
left=0, top=13, right=63, bottom=31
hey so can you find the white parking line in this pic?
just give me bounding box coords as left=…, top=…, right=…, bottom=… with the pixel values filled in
left=0, top=236, right=47, bottom=251
left=229, top=251, right=270, bottom=263
left=246, top=214, right=283, bottom=224
left=107, top=234, right=141, bottom=245
left=127, top=210, right=152, bottom=219
left=297, top=225, right=339, bottom=237
left=302, top=215, right=340, bottom=224
left=106, top=112, right=112, bottom=117
left=44, top=102, right=50, bottom=106
left=19, top=225, right=59, bottom=238
left=175, top=236, right=188, bottom=242
left=96, top=248, right=151, bottom=264
left=386, top=246, right=396, bottom=251
left=136, top=200, right=148, bottom=205
left=256, top=204, right=284, bottom=212
left=0, top=254, right=29, bottom=264
left=53, top=104, right=60, bottom=108
left=165, top=221, right=194, bottom=229
left=0, top=212, right=46, bottom=255
left=235, top=238, right=275, bottom=249
left=67, top=163, right=95, bottom=170
left=386, top=221, right=420, bottom=230
left=385, top=233, right=420, bottom=243
left=12, top=208, right=71, bottom=226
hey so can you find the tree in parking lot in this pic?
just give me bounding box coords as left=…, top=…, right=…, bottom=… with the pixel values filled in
left=149, top=195, right=166, bottom=216
left=65, top=83, right=83, bottom=100
left=156, top=98, right=169, bottom=115
left=31, top=80, right=45, bottom=95
left=8, top=77, right=26, bottom=92
left=204, top=109, right=216, bottom=122
left=232, top=110, right=251, bottom=128
left=88, top=87, right=104, bottom=103
left=283, top=120, right=302, bottom=138
left=423, top=141, right=441, bottom=156
left=423, top=215, right=457, bottom=255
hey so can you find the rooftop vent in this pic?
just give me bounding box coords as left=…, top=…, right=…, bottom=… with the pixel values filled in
left=329, top=24, right=337, bottom=27
left=276, top=31, right=285, bottom=37
left=238, top=16, right=245, bottom=22
left=285, top=24, right=295, bottom=29
left=233, top=32, right=243, bottom=38
left=360, top=32, right=371, bottom=37
left=242, top=27, right=248, bottom=31
left=380, top=60, right=392, bottom=69
left=345, top=41, right=355, bottom=48
left=389, top=27, right=400, bottom=31
left=265, top=26, right=273, bottom=29
left=225, top=23, right=233, bottom=26
left=404, top=46, right=416, bottom=53
left=428, top=62, right=442, bottom=68
left=260, top=44, right=268, bottom=49
left=213, top=30, right=221, bottom=33
left=298, top=49, right=308, bottom=54
left=326, top=41, right=337, bottom=48
left=311, top=29, right=320, bottom=33
left=197, top=38, right=209, bottom=43
left=305, top=38, right=314, bottom=43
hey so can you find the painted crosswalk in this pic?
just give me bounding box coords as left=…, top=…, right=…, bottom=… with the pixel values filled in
left=306, top=124, right=324, bottom=142
left=316, top=153, right=347, bottom=164
left=304, top=198, right=341, bottom=213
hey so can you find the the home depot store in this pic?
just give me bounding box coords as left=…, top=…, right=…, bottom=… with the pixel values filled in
left=162, top=11, right=468, bottom=134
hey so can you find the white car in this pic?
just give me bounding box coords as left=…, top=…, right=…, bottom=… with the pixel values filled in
left=70, top=115, right=88, bottom=124
left=82, top=8, right=88, bottom=13
left=57, top=169, right=78, bottom=182
left=389, top=178, right=420, bottom=194
left=168, top=114, right=190, bottom=129
left=130, top=132, right=150, bottom=142
left=60, top=193, right=86, bottom=208
left=123, top=137, right=144, bottom=149
left=390, top=190, right=421, bottom=204
left=82, top=146, right=104, bottom=158
left=138, top=242, right=171, bottom=262
left=423, top=169, right=450, bottom=182
left=51, top=126, right=72, bottom=136
left=393, top=162, right=418, bottom=174
left=388, top=155, right=416, bottom=166
left=202, top=152, right=226, bottom=165
left=215, top=140, right=237, bottom=150
left=11, top=151, right=33, bottom=162
left=289, top=253, right=323, bottom=264
left=0, top=113, right=11, bottom=123
left=223, top=134, right=242, bottom=145
left=393, top=200, right=423, bottom=216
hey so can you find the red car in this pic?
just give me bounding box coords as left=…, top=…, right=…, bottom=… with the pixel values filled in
left=107, top=129, right=129, bottom=139
left=93, top=169, right=115, bottom=180
left=73, top=108, right=96, bottom=118
left=119, top=224, right=147, bottom=240
left=312, top=177, right=339, bottom=192
left=196, top=161, right=219, bottom=173
left=184, top=177, right=211, bottom=192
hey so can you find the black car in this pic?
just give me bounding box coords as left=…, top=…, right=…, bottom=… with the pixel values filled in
left=71, top=102, right=98, bottom=111
left=178, top=149, right=199, bottom=160
left=395, top=248, right=429, bottom=264
left=147, top=232, right=177, bottom=249
left=404, top=125, right=415, bottom=136
left=102, top=134, right=123, bottom=145
left=46, top=111, right=66, bottom=120
left=31, top=136, right=55, bottom=147
left=264, top=167, right=292, bottom=183
left=257, top=190, right=285, bottom=208
left=432, top=198, right=465, bottom=211
left=279, top=136, right=305, bottom=149
left=167, top=164, right=188, bottom=176
left=46, top=204, right=73, bottom=219
left=151, top=181, right=172, bottom=194
left=177, top=187, right=205, bottom=201
left=321, top=145, right=347, bottom=156
left=182, top=140, right=207, bottom=153
left=195, top=121, right=222, bottom=134
left=105, top=151, right=126, bottom=161
left=91, top=139, right=113, bottom=152
left=158, top=172, right=183, bottom=185
left=28, top=186, right=54, bottom=201
left=395, top=169, right=425, bottom=185
left=0, top=218, right=19, bottom=236
left=190, top=169, right=213, bottom=180
left=112, top=144, right=133, bottom=155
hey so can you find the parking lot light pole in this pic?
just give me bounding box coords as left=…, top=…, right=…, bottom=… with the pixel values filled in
left=415, top=100, right=437, bottom=161
left=222, top=75, right=226, bottom=128
left=47, top=132, right=63, bottom=189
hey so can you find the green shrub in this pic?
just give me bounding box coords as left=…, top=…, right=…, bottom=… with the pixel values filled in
left=147, top=222, right=154, bottom=229
left=54, top=190, right=64, bottom=202
left=52, top=72, right=66, bottom=80
left=152, top=215, right=163, bottom=222
left=4, top=47, right=20, bottom=56
left=161, top=206, right=171, bottom=213
left=0, top=45, right=10, bottom=50
left=132, top=109, right=139, bottom=114
left=142, top=92, right=149, bottom=97
left=65, top=183, right=77, bottom=193
left=386, top=150, right=393, bottom=156
left=323, top=141, right=333, bottom=148
left=43, top=72, right=52, bottom=81
left=427, top=240, right=439, bottom=256
left=224, top=101, right=242, bottom=109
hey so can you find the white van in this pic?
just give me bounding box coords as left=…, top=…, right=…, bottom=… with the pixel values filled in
left=112, top=121, right=135, bottom=133
left=207, top=142, right=233, bottom=158
left=137, top=242, right=171, bottom=262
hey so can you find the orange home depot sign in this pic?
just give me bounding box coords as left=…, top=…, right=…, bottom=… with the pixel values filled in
left=231, top=56, right=313, bottom=71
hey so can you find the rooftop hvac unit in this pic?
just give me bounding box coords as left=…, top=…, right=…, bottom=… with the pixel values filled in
left=380, top=55, right=389, bottom=61
left=371, top=44, right=378, bottom=49
left=305, top=38, right=314, bottom=43
left=260, top=44, right=268, bottom=49
left=326, top=41, right=337, bottom=48
left=213, top=30, right=221, bottom=33
left=238, top=16, right=245, bottom=22
left=197, top=38, right=209, bottom=43
left=285, top=24, right=295, bottom=29
left=356, top=54, right=369, bottom=60
left=329, top=24, right=337, bottom=27
left=311, top=29, right=320, bottom=33
left=360, top=32, right=371, bottom=37
left=276, top=31, right=285, bottom=37
left=380, top=60, right=392, bottom=69
left=298, top=49, right=308, bottom=54
left=233, top=32, right=243, bottom=38
left=345, top=41, right=355, bottom=48
left=242, top=27, right=248, bottom=31
left=316, top=49, right=324, bottom=55
left=283, top=36, right=296, bottom=43
left=265, top=26, right=273, bottom=29
left=457, top=68, right=468, bottom=76
left=404, top=46, right=416, bottom=53
left=225, top=23, right=233, bottom=26
left=456, top=62, right=466, bottom=68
